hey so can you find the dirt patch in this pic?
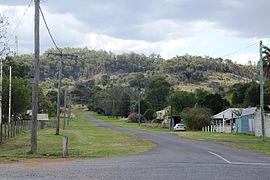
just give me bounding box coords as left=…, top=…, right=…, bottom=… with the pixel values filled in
left=22, top=158, right=77, bottom=167
left=0, top=157, right=78, bottom=167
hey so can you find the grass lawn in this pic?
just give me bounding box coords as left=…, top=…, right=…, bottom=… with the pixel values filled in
left=90, top=112, right=169, bottom=133
left=0, top=112, right=155, bottom=160
left=90, top=112, right=270, bottom=155
left=177, top=131, right=270, bottom=155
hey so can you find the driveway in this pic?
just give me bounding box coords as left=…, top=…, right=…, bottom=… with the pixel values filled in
left=0, top=114, right=270, bottom=180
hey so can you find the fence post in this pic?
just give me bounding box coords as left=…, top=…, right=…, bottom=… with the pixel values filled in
left=62, top=136, right=68, bottom=157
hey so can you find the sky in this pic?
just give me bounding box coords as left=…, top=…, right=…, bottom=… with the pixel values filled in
left=0, top=0, right=269, bottom=64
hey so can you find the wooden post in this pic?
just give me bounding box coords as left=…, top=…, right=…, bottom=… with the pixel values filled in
left=62, top=136, right=68, bottom=157
left=63, top=86, right=67, bottom=130
left=67, top=95, right=71, bottom=126
left=31, top=0, right=40, bottom=153
left=259, top=41, right=266, bottom=140
left=8, top=66, right=11, bottom=124
left=56, top=52, right=62, bottom=135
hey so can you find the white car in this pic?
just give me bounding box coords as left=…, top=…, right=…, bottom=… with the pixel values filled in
left=173, top=123, right=186, bottom=131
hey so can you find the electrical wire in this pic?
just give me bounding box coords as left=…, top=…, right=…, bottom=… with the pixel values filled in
left=7, top=0, right=33, bottom=43
left=39, top=6, right=61, bottom=53
left=220, top=41, right=259, bottom=58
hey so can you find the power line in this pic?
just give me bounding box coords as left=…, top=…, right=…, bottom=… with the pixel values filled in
left=7, top=0, right=33, bottom=42
left=39, top=6, right=61, bottom=52
left=220, top=41, right=259, bottom=58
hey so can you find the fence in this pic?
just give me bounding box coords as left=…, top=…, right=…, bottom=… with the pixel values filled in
left=202, top=125, right=233, bottom=133
left=0, top=119, right=57, bottom=144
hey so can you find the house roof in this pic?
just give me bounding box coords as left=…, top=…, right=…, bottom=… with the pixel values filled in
left=213, top=108, right=240, bottom=120
left=213, top=107, right=256, bottom=120
left=242, top=107, right=257, bottom=116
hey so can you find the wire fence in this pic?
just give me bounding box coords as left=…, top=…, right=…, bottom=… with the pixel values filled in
left=0, top=118, right=57, bottom=144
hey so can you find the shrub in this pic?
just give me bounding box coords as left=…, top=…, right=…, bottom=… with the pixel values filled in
left=143, top=109, right=156, bottom=121
left=181, top=107, right=212, bottom=130
left=127, top=112, right=145, bottom=123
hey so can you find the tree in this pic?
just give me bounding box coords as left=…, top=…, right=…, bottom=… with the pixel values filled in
left=143, top=109, right=155, bottom=121
left=201, top=93, right=227, bottom=114
left=167, top=91, right=196, bottom=114
left=2, top=77, right=31, bottom=118
left=39, top=88, right=57, bottom=117
left=128, top=73, right=147, bottom=88
left=181, top=107, right=212, bottom=130
left=72, top=79, right=95, bottom=104
left=98, top=74, right=110, bottom=86
left=134, top=99, right=151, bottom=115
left=243, top=81, right=259, bottom=107
left=195, top=88, right=211, bottom=105
left=145, top=76, right=171, bottom=110
left=0, top=14, right=9, bottom=57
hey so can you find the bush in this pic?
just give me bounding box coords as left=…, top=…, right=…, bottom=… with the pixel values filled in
left=181, top=107, right=212, bottom=130
left=127, top=112, right=145, bottom=123
left=143, top=109, right=156, bottom=121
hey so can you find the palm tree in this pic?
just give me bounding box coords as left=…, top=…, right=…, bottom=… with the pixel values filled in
left=263, top=46, right=270, bottom=79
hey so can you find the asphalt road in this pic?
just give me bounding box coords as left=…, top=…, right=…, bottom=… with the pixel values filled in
left=1, top=114, right=270, bottom=180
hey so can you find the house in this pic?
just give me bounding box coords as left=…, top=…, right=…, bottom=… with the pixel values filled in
left=212, top=108, right=241, bottom=132
left=156, top=106, right=171, bottom=121
left=235, top=107, right=256, bottom=133
left=212, top=107, right=256, bottom=133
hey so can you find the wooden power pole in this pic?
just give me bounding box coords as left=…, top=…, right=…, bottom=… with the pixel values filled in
left=63, top=85, right=67, bottom=130
left=67, top=94, right=71, bottom=126
left=8, top=66, right=11, bottom=124
left=31, top=0, right=40, bottom=153
left=56, top=52, right=63, bottom=135
left=47, top=52, right=77, bottom=135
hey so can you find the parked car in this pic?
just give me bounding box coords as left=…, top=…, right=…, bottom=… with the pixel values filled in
left=173, top=123, right=186, bottom=131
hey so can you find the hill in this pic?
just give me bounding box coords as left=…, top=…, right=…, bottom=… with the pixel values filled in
left=13, top=47, right=258, bottom=94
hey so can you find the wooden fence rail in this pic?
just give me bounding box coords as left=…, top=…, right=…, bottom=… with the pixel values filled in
left=0, top=119, right=57, bottom=144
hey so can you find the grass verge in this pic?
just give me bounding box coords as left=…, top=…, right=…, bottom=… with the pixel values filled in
left=90, top=112, right=169, bottom=133
left=177, top=131, right=270, bottom=155
left=0, top=112, right=155, bottom=160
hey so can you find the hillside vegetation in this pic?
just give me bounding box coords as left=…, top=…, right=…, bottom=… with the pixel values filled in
left=14, top=47, right=258, bottom=93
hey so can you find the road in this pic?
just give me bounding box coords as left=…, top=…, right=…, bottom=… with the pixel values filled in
left=1, top=114, right=270, bottom=180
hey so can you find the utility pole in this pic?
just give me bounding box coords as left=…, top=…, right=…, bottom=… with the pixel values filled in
left=8, top=66, right=11, bottom=124
left=47, top=52, right=77, bottom=135
left=260, top=40, right=266, bottom=141
left=170, top=105, right=173, bottom=131
left=7, top=66, right=11, bottom=139
left=112, top=99, right=115, bottom=117
left=31, top=0, right=40, bottom=153
left=63, top=85, right=67, bottom=130
left=56, top=52, right=62, bottom=135
left=138, top=87, right=141, bottom=126
left=67, top=94, right=71, bottom=126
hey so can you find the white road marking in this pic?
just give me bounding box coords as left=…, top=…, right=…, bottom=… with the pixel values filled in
left=208, top=151, right=270, bottom=166
left=208, top=151, right=231, bottom=164
left=232, top=162, right=270, bottom=166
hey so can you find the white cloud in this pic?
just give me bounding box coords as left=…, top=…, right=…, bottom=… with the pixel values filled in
left=86, top=32, right=187, bottom=58
left=230, top=53, right=259, bottom=65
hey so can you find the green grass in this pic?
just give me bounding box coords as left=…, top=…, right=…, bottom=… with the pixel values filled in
left=90, top=112, right=169, bottom=133
left=89, top=112, right=270, bottom=155
left=177, top=131, right=270, bottom=155
left=0, top=112, right=155, bottom=160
